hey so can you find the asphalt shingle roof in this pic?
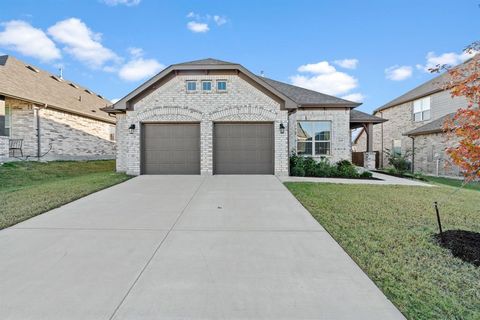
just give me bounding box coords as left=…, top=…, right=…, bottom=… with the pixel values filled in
left=350, top=110, right=386, bottom=123
left=260, top=77, right=360, bottom=107
left=0, top=55, right=113, bottom=123
left=173, top=58, right=237, bottom=66
left=404, top=113, right=453, bottom=136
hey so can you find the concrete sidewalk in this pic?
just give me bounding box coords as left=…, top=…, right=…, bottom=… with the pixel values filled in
left=0, top=175, right=405, bottom=320
left=280, top=171, right=432, bottom=186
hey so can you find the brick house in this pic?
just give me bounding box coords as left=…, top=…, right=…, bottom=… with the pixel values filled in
left=353, top=63, right=470, bottom=177
left=105, top=58, right=383, bottom=175
left=0, top=55, right=115, bottom=162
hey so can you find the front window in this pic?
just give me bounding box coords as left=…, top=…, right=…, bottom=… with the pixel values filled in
left=186, top=81, right=197, bottom=92
left=202, top=81, right=212, bottom=92
left=413, top=97, right=430, bottom=122
left=296, top=121, right=331, bottom=156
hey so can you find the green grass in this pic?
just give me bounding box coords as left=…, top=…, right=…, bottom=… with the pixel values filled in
left=285, top=182, right=480, bottom=320
left=0, top=160, right=131, bottom=229
left=424, top=176, right=480, bottom=192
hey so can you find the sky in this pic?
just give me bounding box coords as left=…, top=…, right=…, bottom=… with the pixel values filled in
left=0, top=0, right=478, bottom=113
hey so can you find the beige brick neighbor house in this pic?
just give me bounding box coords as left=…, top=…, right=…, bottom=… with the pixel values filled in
left=353, top=63, right=470, bottom=177
left=0, top=55, right=115, bottom=162
left=105, top=58, right=384, bottom=175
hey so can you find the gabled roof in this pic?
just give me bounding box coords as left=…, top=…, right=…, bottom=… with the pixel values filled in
left=404, top=113, right=453, bottom=136
left=0, top=55, right=113, bottom=123
left=261, top=77, right=360, bottom=107
left=111, top=58, right=361, bottom=111
left=173, top=58, right=237, bottom=66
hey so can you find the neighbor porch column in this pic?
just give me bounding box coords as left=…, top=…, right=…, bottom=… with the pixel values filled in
left=364, top=123, right=376, bottom=170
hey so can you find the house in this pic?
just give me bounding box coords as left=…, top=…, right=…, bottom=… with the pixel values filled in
left=0, top=55, right=115, bottom=162
left=104, top=58, right=384, bottom=175
left=353, top=60, right=471, bottom=177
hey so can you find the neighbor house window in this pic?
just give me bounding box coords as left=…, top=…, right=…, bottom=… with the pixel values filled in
left=202, top=81, right=212, bottom=92
left=413, top=96, right=430, bottom=122
left=296, top=121, right=331, bottom=156
left=0, top=99, right=11, bottom=137
left=186, top=81, right=197, bottom=92
left=392, top=139, right=402, bottom=156
left=217, top=80, right=227, bottom=91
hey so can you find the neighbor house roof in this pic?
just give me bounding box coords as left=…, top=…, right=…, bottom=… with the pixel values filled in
left=374, top=56, right=479, bottom=114
left=404, top=113, right=454, bottom=136
left=0, top=55, right=114, bottom=123
left=110, top=58, right=361, bottom=111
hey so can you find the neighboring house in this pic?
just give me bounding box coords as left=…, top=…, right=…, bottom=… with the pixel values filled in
left=104, top=58, right=383, bottom=175
left=0, top=55, right=115, bottom=162
left=353, top=63, right=470, bottom=177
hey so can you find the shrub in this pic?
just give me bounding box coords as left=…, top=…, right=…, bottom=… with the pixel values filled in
left=384, top=148, right=412, bottom=175
left=289, top=155, right=372, bottom=179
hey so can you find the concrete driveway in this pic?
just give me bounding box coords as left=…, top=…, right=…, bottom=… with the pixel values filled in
left=0, top=175, right=405, bottom=320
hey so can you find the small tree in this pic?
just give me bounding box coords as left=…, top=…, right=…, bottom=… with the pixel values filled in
left=430, top=42, right=480, bottom=182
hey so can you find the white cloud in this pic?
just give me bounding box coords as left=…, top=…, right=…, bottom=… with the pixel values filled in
left=118, top=58, right=164, bottom=81
left=421, top=51, right=476, bottom=71
left=385, top=65, right=413, bottom=81
left=187, top=21, right=209, bottom=33
left=213, top=15, right=227, bottom=26
left=290, top=60, right=359, bottom=96
left=48, top=18, right=120, bottom=69
left=334, top=58, right=359, bottom=69
left=297, top=61, right=336, bottom=74
left=0, top=20, right=61, bottom=62
left=101, top=0, right=140, bottom=6
left=341, top=93, right=365, bottom=102
left=128, top=47, right=143, bottom=58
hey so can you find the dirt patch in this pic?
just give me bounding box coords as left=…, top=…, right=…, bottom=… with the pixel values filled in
left=434, top=230, right=480, bottom=267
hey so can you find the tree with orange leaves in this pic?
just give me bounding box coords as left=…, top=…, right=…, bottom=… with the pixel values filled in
left=431, top=42, right=480, bottom=182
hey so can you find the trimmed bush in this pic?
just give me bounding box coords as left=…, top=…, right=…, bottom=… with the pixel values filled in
left=289, top=154, right=372, bottom=179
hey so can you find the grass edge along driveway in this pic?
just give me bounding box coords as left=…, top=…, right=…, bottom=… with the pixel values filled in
left=285, top=182, right=480, bottom=320
left=0, top=160, right=130, bottom=229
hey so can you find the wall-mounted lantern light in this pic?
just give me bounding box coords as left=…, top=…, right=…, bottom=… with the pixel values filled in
left=128, top=124, right=136, bottom=134
left=279, top=123, right=285, bottom=134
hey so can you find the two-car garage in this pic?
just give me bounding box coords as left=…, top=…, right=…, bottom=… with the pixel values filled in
left=141, top=123, right=274, bottom=175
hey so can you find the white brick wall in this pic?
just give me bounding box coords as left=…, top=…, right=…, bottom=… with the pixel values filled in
left=289, top=109, right=352, bottom=163
left=118, top=74, right=289, bottom=175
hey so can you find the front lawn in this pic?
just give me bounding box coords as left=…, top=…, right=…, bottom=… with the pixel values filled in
left=425, top=176, right=480, bottom=192
left=285, top=182, right=480, bottom=319
left=0, top=160, right=131, bottom=229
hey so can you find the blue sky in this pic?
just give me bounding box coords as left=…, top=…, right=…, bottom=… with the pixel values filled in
left=0, top=0, right=478, bottom=113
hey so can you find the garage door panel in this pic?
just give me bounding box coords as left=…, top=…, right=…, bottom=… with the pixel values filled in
left=142, top=123, right=200, bottom=175
left=214, top=123, right=274, bottom=175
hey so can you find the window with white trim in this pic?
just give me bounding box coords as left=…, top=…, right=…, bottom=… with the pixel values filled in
left=413, top=96, right=430, bottom=122
left=217, top=80, right=227, bottom=91
left=296, top=121, right=331, bottom=156
left=186, top=81, right=197, bottom=92
left=202, top=80, right=212, bottom=92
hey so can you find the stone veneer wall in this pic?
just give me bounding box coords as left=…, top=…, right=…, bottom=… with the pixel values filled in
left=288, top=108, right=352, bottom=164
left=7, top=97, right=115, bottom=160
left=413, top=132, right=462, bottom=177
left=117, top=74, right=290, bottom=175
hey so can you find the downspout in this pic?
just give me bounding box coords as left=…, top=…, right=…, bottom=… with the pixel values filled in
left=34, top=103, right=48, bottom=160
left=410, top=136, right=415, bottom=174
left=380, top=111, right=384, bottom=168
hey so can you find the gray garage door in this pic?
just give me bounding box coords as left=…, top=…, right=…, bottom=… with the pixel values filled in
left=214, top=123, right=274, bottom=174
left=141, top=123, right=200, bottom=174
